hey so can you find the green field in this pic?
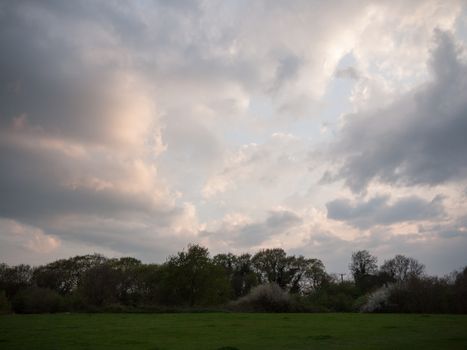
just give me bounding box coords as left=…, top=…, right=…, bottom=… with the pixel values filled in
left=0, top=313, right=466, bottom=349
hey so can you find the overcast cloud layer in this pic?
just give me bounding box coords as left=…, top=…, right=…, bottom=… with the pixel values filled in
left=1, top=0, right=466, bottom=275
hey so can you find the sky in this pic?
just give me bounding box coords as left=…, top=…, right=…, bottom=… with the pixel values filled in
left=1, top=0, right=467, bottom=276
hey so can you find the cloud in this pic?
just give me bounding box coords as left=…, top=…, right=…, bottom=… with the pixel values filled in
left=335, top=67, right=360, bottom=80
left=327, top=30, right=467, bottom=192
left=0, top=219, right=60, bottom=254
left=0, top=1, right=202, bottom=258
left=202, top=133, right=308, bottom=198
left=201, top=209, right=303, bottom=248
left=326, top=194, right=445, bottom=229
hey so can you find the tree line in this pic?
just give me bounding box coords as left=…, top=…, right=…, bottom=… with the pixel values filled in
left=0, top=245, right=466, bottom=313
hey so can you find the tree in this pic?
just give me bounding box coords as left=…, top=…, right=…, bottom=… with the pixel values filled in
left=213, top=253, right=258, bottom=298
left=454, top=266, right=467, bottom=313
left=161, top=244, right=230, bottom=306
left=349, top=250, right=378, bottom=291
left=108, top=257, right=143, bottom=305
left=252, top=248, right=291, bottom=289
left=32, top=254, right=107, bottom=295
left=251, top=249, right=328, bottom=294
left=134, top=263, right=163, bottom=305
left=349, top=250, right=378, bottom=280
left=232, top=253, right=260, bottom=297
left=0, top=290, right=11, bottom=314
left=288, top=256, right=328, bottom=294
left=0, top=264, right=33, bottom=299
left=380, top=255, right=425, bottom=282
left=78, top=263, right=121, bottom=307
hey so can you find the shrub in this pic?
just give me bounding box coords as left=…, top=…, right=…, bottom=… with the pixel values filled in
left=12, top=287, right=67, bottom=313
left=387, top=277, right=453, bottom=313
left=0, top=290, right=11, bottom=314
left=454, top=267, right=467, bottom=313
left=360, top=284, right=394, bottom=312
left=307, top=281, right=359, bottom=312
left=229, top=283, right=293, bottom=312
left=360, top=277, right=458, bottom=313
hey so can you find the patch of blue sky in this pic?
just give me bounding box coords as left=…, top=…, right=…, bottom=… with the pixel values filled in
left=287, top=52, right=356, bottom=142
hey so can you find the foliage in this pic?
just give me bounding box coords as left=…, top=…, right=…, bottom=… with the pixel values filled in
left=360, top=284, right=394, bottom=313
left=251, top=249, right=327, bottom=294
left=0, top=290, right=11, bottom=314
left=307, top=280, right=359, bottom=312
left=32, top=254, right=107, bottom=295
left=361, top=274, right=464, bottom=314
left=229, top=283, right=293, bottom=312
left=386, top=277, right=455, bottom=313
left=454, top=266, right=467, bottom=313
left=160, top=244, right=230, bottom=306
left=0, top=246, right=466, bottom=314
left=0, top=263, right=33, bottom=298
left=78, top=263, right=122, bottom=307
left=349, top=250, right=378, bottom=291
left=213, top=253, right=259, bottom=298
left=380, top=255, right=425, bottom=282
left=251, top=249, right=291, bottom=288
left=11, top=287, right=66, bottom=313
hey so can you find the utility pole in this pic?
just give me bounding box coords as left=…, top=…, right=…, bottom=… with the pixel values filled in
left=339, top=273, right=345, bottom=283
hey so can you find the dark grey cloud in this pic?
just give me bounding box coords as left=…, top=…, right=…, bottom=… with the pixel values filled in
left=0, top=115, right=191, bottom=256
left=419, top=215, right=467, bottom=239
left=326, top=194, right=444, bottom=229
left=327, top=30, right=467, bottom=192
left=0, top=1, right=143, bottom=147
left=0, top=1, right=199, bottom=255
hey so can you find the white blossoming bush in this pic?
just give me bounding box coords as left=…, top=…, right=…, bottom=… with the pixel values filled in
left=229, top=283, right=293, bottom=312
left=360, top=284, right=396, bottom=313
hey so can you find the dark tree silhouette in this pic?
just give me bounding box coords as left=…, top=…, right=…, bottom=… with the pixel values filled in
left=349, top=250, right=378, bottom=291
left=380, top=254, right=425, bottom=282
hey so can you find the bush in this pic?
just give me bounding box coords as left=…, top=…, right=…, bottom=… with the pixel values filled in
left=0, top=290, right=11, bottom=314
left=360, top=277, right=460, bottom=313
left=454, top=267, right=467, bottom=313
left=307, top=281, right=359, bottom=312
left=12, top=287, right=67, bottom=313
left=360, top=284, right=394, bottom=312
left=386, top=277, right=457, bottom=313
left=229, top=283, right=293, bottom=312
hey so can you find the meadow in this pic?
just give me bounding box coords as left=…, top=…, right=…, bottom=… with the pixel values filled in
left=1, top=313, right=466, bottom=350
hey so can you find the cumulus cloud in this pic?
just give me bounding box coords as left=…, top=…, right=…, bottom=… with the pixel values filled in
left=201, top=209, right=303, bottom=248
left=202, top=133, right=308, bottom=198
left=327, top=30, right=467, bottom=192
left=0, top=1, right=199, bottom=257
left=335, top=67, right=360, bottom=80
left=326, top=194, right=445, bottom=229
left=0, top=219, right=60, bottom=254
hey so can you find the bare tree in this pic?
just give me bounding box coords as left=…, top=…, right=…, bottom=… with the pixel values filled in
left=380, top=255, right=425, bottom=282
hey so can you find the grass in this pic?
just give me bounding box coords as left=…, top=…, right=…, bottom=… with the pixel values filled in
left=0, top=313, right=466, bottom=349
